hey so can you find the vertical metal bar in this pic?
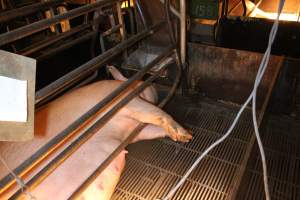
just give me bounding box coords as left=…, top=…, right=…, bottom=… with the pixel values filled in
left=134, top=0, right=148, bottom=28
left=242, top=0, right=247, bottom=16
left=116, top=1, right=127, bottom=59
left=116, top=1, right=127, bottom=41
left=180, top=0, right=186, bottom=66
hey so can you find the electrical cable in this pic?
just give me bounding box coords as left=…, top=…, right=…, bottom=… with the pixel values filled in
left=161, top=0, right=285, bottom=199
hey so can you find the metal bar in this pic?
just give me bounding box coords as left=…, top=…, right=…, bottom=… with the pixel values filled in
left=9, top=47, right=174, bottom=199
left=225, top=0, right=229, bottom=15
left=159, top=0, right=180, bottom=18
left=247, top=0, right=263, bottom=17
left=180, top=0, right=186, bottom=66
left=35, top=22, right=164, bottom=105
left=242, top=0, right=247, bottom=16
left=0, top=0, right=120, bottom=46
left=221, top=0, right=226, bottom=16
left=0, top=34, right=166, bottom=192
left=101, top=24, right=122, bottom=37
left=0, top=0, right=63, bottom=24
left=37, top=31, right=96, bottom=61
left=116, top=1, right=126, bottom=40
left=123, top=7, right=136, bottom=34
left=70, top=50, right=182, bottom=200
left=116, top=1, right=128, bottom=59
left=135, top=0, right=148, bottom=28
left=18, top=24, right=91, bottom=56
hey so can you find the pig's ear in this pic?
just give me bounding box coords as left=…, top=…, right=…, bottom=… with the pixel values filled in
left=107, top=65, right=128, bottom=81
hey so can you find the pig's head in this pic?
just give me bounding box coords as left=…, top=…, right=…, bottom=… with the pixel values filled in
left=107, top=65, right=158, bottom=104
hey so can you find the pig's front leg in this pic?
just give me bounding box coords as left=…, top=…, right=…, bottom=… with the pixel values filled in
left=132, top=125, right=168, bottom=143
left=124, top=98, right=192, bottom=142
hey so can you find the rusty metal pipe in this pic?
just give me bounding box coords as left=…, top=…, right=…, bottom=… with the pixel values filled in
left=35, top=21, right=164, bottom=105
left=9, top=47, right=174, bottom=199
left=0, top=0, right=64, bottom=24
left=0, top=0, right=120, bottom=46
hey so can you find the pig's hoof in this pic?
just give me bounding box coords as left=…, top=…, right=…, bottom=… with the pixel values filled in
left=177, top=130, right=193, bottom=143
left=168, top=123, right=193, bottom=143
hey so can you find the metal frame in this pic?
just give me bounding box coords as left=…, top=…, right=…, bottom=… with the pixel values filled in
left=0, top=0, right=187, bottom=198
left=10, top=47, right=178, bottom=199
left=160, top=0, right=187, bottom=66
left=0, top=0, right=120, bottom=46
left=35, top=21, right=165, bottom=105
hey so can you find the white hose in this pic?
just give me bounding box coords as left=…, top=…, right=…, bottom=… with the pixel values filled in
left=161, top=0, right=285, bottom=199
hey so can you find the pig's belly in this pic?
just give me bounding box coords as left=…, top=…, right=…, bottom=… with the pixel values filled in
left=31, top=135, right=126, bottom=200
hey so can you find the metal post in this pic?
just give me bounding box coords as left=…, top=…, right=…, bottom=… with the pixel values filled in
left=116, top=1, right=126, bottom=41
left=134, top=0, right=148, bottom=28
left=180, top=0, right=186, bottom=66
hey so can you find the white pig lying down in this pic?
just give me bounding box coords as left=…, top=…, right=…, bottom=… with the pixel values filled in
left=0, top=66, right=192, bottom=200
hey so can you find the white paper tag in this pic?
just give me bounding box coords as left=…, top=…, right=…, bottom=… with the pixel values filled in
left=0, top=75, right=27, bottom=122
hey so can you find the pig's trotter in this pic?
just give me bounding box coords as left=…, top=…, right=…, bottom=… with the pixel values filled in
left=164, top=117, right=193, bottom=143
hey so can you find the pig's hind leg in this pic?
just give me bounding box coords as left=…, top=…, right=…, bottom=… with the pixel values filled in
left=125, top=98, right=192, bottom=142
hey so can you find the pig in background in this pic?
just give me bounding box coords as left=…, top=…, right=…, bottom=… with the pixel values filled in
left=0, top=66, right=192, bottom=200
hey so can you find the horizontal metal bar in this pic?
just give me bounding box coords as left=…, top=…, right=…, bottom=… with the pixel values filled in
left=35, top=22, right=164, bottom=105
left=18, top=23, right=91, bottom=56
left=0, top=0, right=64, bottom=24
left=0, top=0, right=120, bottom=46
left=69, top=50, right=182, bottom=199
left=36, top=31, right=96, bottom=61
left=9, top=47, right=174, bottom=199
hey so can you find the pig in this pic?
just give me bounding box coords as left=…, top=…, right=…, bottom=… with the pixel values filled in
left=0, top=66, right=192, bottom=200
